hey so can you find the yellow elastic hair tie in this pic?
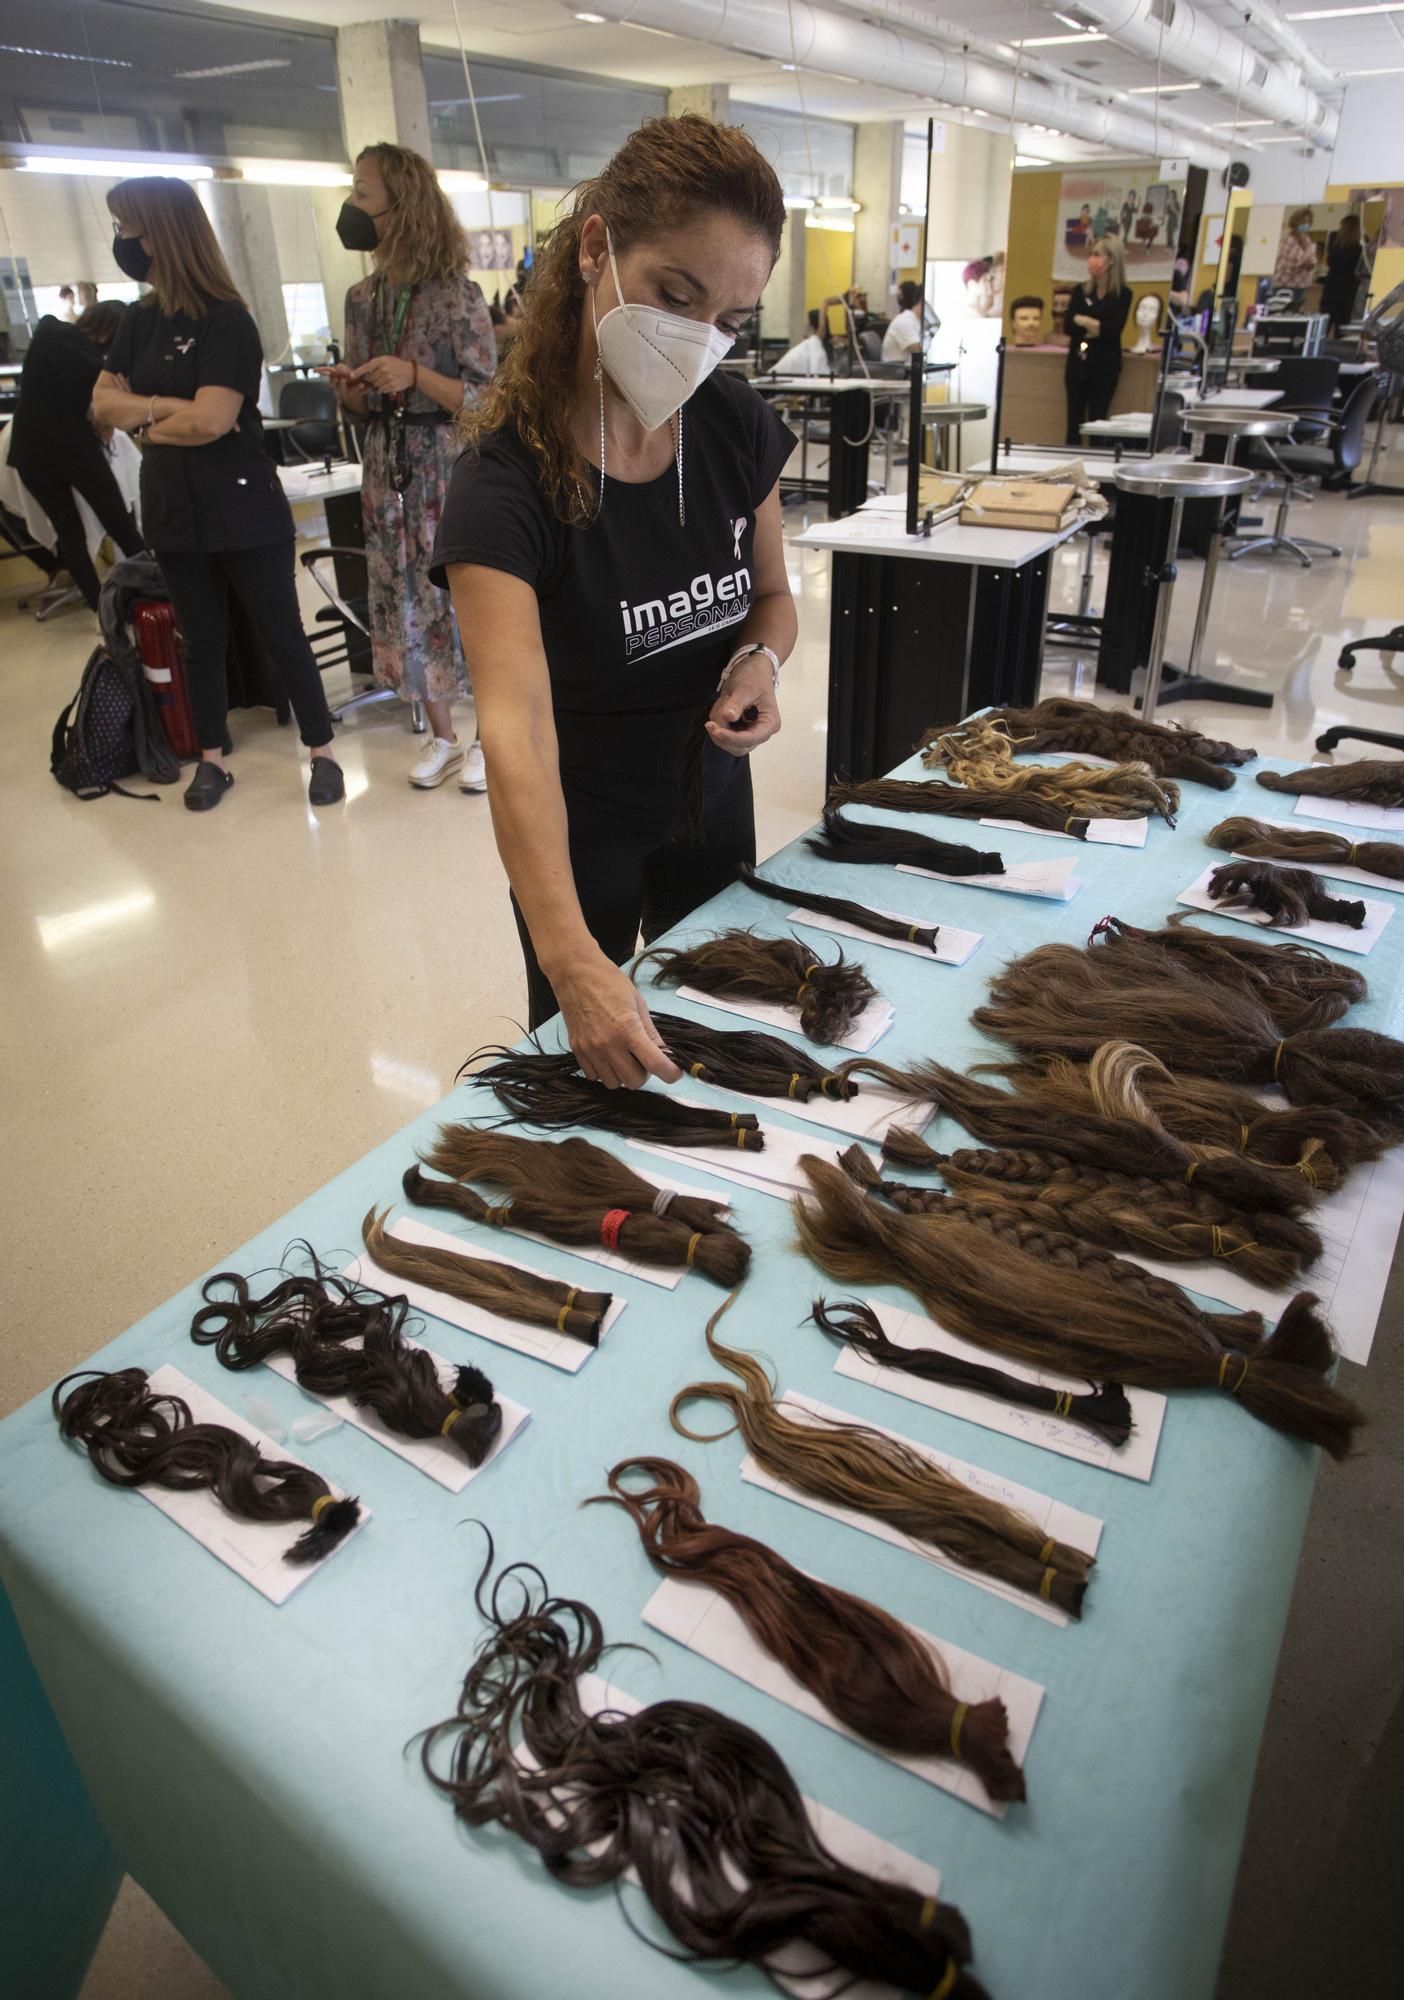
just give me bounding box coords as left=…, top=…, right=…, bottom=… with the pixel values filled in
left=795, top=962, right=820, bottom=1003
left=1185, top=1162, right=1198, bottom=1186
left=440, top=1408, right=462, bottom=1438
left=788, top=1073, right=803, bottom=1099
left=737, top=1127, right=749, bottom=1150
left=556, top=1303, right=573, bottom=1333
left=1064, top=816, right=1078, bottom=834
left=1039, top=1567, right=1055, bottom=1601
left=1348, top=843, right=1357, bottom=863
left=1053, top=1391, right=1072, bottom=1417
left=1212, top=1227, right=1258, bottom=1257
left=686, top=1232, right=701, bottom=1268
left=1218, top=1353, right=1250, bottom=1394
left=486, top=1203, right=510, bottom=1226
left=1297, top=1155, right=1318, bottom=1185
left=1239, top=1123, right=1251, bottom=1149
left=928, top=1965, right=959, bottom=2000
left=948, top=1702, right=968, bottom=1760
left=907, top=923, right=920, bottom=942
left=919, top=1895, right=938, bottom=1930
left=690, top=1061, right=706, bottom=1078
left=310, top=1492, right=335, bottom=1523
left=1273, top=1040, right=1285, bottom=1079
left=1039, top=1536, right=1055, bottom=1563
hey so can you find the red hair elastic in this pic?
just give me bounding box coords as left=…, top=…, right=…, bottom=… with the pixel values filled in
left=600, top=1208, right=630, bottom=1253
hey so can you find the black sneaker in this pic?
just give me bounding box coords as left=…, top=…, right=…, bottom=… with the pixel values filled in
left=184, top=762, right=234, bottom=812
left=308, top=757, right=345, bottom=806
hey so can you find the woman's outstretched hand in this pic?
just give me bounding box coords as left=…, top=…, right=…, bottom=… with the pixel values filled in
left=552, top=950, right=682, bottom=1091
left=706, top=654, right=780, bottom=757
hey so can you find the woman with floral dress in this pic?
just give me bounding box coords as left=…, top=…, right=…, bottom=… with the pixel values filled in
left=328, top=144, right=496, bottom=789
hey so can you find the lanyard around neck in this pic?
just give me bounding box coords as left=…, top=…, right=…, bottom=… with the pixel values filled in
left=375, top=277, right=413, bottom=358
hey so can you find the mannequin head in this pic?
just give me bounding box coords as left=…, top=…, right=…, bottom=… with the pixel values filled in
left=1135, top=294, right=1162, bottom=332
left=1010, top=294, right=1045, bottom=345
left=962, top=257, right=995, bottom=316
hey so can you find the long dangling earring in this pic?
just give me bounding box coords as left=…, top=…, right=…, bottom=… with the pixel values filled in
left=586, top=262, right=606, bottom=522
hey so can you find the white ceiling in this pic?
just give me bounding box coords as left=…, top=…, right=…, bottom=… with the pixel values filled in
left=190, top=0, right=1392, bottom=159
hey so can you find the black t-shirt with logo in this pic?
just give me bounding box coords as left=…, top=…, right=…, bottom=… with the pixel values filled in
left=429, top=369, right=796, bottom=836
left=107, top=297, right=293, bottom=553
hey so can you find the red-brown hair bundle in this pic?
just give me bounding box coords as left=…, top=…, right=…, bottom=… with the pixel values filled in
left=635, top=929, right=879, bottom=1046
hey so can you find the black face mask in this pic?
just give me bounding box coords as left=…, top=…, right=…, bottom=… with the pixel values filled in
left=335, top=202, right=384, bottom=253
left=112, top=234, right=153, bottom=282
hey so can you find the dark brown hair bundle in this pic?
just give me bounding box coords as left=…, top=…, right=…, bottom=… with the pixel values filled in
left=849, top=1045, right=1316, bottom=1217
left=671, top=1296, right=1095, bottom=1614
left=459, top=1044, right=767, bottom=1151
left=1207, top=814, right=1404, bottom=883
left=810, top=1289, right=1133, bottom=1448
left=1085, top=917, right=1368, bottom=1035
left=972, top=939, right=1404, bottom=1139
left=830, top=774, right=1101, bottom=841
left=362, top=1208, right=612, bottom=1346
left=1207, top=859, right=1367, bottom=931
left=634, top=929, right=878, bottom=1046
left=649, top=1010, right=858, bottom=1102
left=912, top=719, right=1180, bottom=823
left=591, top=1454, right=1027, bottom=1801
left=53, top=1366, right=363, bottom=1563
left=839, top=1151, right=1271, bottom=1358
left=959, top=698, right=1253, bottom=788
left=794, top=1156, right=1363, bottom=1456
left=736, top=861, right=941, bottom=952
left=419, top=1543, right=988, bottom=1998
left=422, top=1125, right=734, bottom=1235
left=400, top=1164, right=749, bottom=1289
left=191, top=1262, right=503, bottom=1467
left=926, top=1146, right=1323, bottom=1287
left=805, top=804, right=1004, bottom=877
left=1257, top=759, right=1404, bottom=809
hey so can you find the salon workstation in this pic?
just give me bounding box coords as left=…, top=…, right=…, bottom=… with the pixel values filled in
left=3, top=10, right=1404, bottom=2000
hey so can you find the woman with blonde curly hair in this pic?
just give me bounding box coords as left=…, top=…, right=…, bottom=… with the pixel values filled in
left=428, top=114, right=797, bottom=1078
left=328, top=144, right=496, bottom=789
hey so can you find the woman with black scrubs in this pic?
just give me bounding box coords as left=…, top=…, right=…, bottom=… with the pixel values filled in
left=431, top=115, right=797, bottom=1089
left=1063, top=236, right=1132, bottom=446
left=92, top=177, right=343, bottom=811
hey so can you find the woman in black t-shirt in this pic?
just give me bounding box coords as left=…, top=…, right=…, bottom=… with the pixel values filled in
left=430, top=115, right=797, bottom=1079
left=1063, top=237, right=1132, bottom=446
left=93, top=176, right=342, bottom=812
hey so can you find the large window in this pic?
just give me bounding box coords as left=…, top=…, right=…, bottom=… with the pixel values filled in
left=1, top=0, right=343, bottom=161
left=736, top=103, right=854, bottom=204
left=422, top=52, right=665, bottom=189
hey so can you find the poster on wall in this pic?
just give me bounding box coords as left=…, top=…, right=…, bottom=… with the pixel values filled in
left=467, top=229, right=515, bottom=270
left=1051, top=171, right=1185, bottom=282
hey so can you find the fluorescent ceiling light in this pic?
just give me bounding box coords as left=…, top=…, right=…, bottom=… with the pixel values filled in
left=176, top=59, right=290, bottom=78
left=236, top=159, right=350, bottom=187
left=1211, top=118, right=1275, bottom=127
left=816, top=196, right=861, bottom=211
left=1016, top=155, right=1052, bottom=166
left=439, top=169, right=490, bottom=191
left=782, top=194, right=814, bottom=209
left=1256, top=136, right=1315, bottom=144
left=574, top=11, right=607, bottom=20
left=1287, top=2, right=1404, bottom=14
left=1019, top=31, right=1108, bottom=44
left=1126, top=82, right=1200, bottom=94
left=20, top=155, right=213, bottom=180
left=1344, top=63, right=1404, bottom=71
left=0, top=42, right=132, bottom=66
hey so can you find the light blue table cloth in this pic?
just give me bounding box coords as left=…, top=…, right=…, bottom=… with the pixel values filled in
left=3, top=754, right=1397, bottom=2000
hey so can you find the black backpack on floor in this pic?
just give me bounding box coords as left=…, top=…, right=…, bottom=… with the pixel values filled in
left=51, top=642, right=180, bottom=801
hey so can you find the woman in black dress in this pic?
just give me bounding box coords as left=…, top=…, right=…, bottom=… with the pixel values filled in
left=92, top=176, right=342, bottom=812
left=430, top=115, right=798, bottom=1084
left=1063, top=237, right=1132, bottom=446
left=1321, top=216, right=1363, bottom=337
left=8, top=301, right=145, bottom=611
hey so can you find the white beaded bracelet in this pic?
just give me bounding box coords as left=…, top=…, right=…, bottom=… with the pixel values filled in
left=717, top=642, right=781, bottom=695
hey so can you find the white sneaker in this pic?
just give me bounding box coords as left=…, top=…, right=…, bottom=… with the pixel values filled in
left=409, top=736, right=464, bottom=788
left=458, top=740, right=487, bottom=792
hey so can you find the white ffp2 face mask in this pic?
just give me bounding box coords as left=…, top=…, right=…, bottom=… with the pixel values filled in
left=591, top=232, right=735, bottom=433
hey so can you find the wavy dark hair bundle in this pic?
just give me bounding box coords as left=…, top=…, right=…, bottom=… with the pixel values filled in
left=910, top=718, right=1180, bottom=823
left=926, top=1146, right=1322, bottom=1287
left=828, top=775, right=1108, bottom=841
left=736, top=861, right=941, bottom=952
left=850, top=1044, right=1317, bottom=1217
left=53, top=1366, right=362, bottom=1562
left=592, top=1454, right=1027, bottom=1801
left=363, top=1208, right=612, bottom=1345
left=650, top=1010, right=858, bottom=1102
left=460, top=1044, right=766, bottom=1151
left=419, top=1542, right=989, bottom=1998
left=805, top=804, right=1004, bottom=877
left=810, top=1289, right=1133, bottom=1449
left=634, top=929, right=878, bottom=1046
left=1085, top=916, right=1368, bottom=1035
left=672, top=1297, right=1095, bottom=1614
left=972, top=938, right=1404, bottom=1139
left=961, top=697, right=1254, bottom=788
left=1257, top=759, right=1404, bottom=809
left=401, top=1165, right=749, bottom=1289
left=191, top=1262, right=503, bottom=1468
left=1208, top=814, right=1404, bottom=883
left=838, top=1149, right=1270, bottom=1359
left=1207, top=859, right=1366, bottom=930
left=422, top=1125, right=734, bottom=1235
left=794, top=1156, right=1363, bottom=1456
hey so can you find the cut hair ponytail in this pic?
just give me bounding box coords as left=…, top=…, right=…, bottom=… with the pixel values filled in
left=362, top=1208, right=612, bottom=1345
left=420, top=1125, right=733, bottom=1235
left=806, top=804, right=1003, bottom=876
left=1207, top=815, right=1404, bottom=883
left=1257, top=760, right=1404, bottom=809
left=736, top=862, right=941, bottom=952
left=1207, top=859, right=1366, bottom=930
left=459, top=1043, right=767, bottom=1150
left=953, top=698, right=1253, bottom=788
left=635, top=930, right=878, bottom=1046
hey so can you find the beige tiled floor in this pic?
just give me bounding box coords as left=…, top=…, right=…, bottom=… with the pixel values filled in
left=3, top=432, right=1402, bottom=1998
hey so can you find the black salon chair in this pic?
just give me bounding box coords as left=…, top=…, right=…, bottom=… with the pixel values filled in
left=277, top=378, right=340, bottom=463
left=1231, top=357, right=1342, bottom=564
left=1264, top=373, right=1380, bottom=492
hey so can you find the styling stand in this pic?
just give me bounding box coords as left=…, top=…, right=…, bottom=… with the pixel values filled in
left=1111, top=459, right=1256, bottom=721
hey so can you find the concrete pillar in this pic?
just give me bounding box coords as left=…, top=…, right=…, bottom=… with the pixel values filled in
left=761, top=206, right=807, bottom=350
left=337, top=20, right=432, bottom=163
left=667, top=83, right=730, bottom=123
left=200, top=180, right=291, bottom=363
left=852, top=120, right=905, bottom=312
